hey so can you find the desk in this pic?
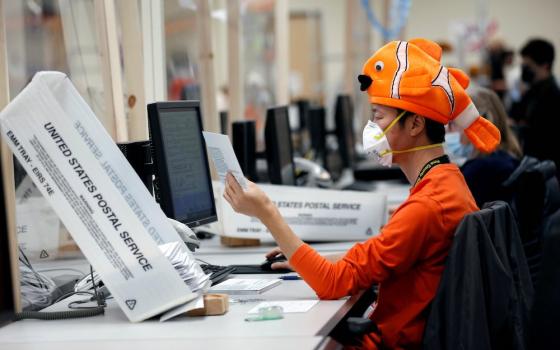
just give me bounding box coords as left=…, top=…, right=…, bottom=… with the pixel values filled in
left=0, top=242, right=363, bottom=350
left=0, top=337, right=326, bottom=350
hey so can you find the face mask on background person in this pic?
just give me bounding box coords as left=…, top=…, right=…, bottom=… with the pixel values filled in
left=363, top=110, right=443, bottom=167
left=444, top=131, right=473, bottom=159
left=521, top=64, right=535, bottom=84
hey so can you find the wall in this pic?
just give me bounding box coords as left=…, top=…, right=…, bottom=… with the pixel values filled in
left=394, top=0, right=560, bottom=77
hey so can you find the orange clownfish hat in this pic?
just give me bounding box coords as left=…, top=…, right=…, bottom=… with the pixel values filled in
left=358, top=38, right=500, bottom=153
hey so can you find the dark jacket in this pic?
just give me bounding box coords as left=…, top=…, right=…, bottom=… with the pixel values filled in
left=510, top=76, right=560, bottom=176
left=422, top=201, right=533, bottom=350
left=461, top=150, right=520, bottom=207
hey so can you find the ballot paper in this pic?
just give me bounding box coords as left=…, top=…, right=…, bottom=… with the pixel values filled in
left=202, top=131, right=248, bottom=190
left=208, top=278, right=281, bottom=295
left=159, top=294, right=205, bottom=322
left=0, top=72, right=205, bottom=322
left=247, top=300, right=319, bottom=314
left=159, top=241, right=211, bottom=291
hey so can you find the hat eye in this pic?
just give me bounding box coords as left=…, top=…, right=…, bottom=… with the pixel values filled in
left=374, top=61, right=384, bottom=72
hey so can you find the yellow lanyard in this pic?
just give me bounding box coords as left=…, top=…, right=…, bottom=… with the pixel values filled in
left=373, top=111, right=443, bottom=157
left=373, top=110, right=407, bottom=141
left=414, top=155, right=451, bottom=186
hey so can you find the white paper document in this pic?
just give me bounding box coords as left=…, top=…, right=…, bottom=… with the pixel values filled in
left=208, top=278, right=281, bottom=295
left=247, top=300, right=319, bottom=314
left=159, top=294, right=204, bottom=322
left=202, top=131, right=248, bottom=190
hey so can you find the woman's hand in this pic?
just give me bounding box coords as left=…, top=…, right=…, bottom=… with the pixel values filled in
left=224, top=173, right=305, bottom=260
left=223, top=173, right=274, bottom=220
left=265, top=247, right=293, bottom=271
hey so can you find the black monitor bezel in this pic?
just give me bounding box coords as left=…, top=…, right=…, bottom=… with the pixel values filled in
left=335, top=95, right=355, bottom=168
left=308, top=106, right=327, bottom=166
left=147, top=100, right=218, bottom=228
left=265, top=106, right=296, bottom=186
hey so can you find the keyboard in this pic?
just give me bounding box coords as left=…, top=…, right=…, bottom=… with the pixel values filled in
left=200, top=264, right=236, bottom=286
left=228, top=264, right=292, bottom=274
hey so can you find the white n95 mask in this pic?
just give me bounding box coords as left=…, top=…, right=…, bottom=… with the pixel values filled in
left=362, top=110, right=406, bottom=167
left=362, top=110, right=443, bottom=167
left=362, top=120, right=393, bottom=167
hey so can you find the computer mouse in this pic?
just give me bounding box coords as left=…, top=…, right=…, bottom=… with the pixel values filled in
left=195, top=230, right=215, bottom=240
left=260, top=255, right=288, bottom=272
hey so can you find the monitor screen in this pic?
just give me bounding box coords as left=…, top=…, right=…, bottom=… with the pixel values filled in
left=265, top=106, right=296, bottom=186
left=335, top=95, right=355, bottom=168
left=148, top=101, right=217, bottom=227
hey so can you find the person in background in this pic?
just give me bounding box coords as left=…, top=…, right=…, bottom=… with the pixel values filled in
left=223, top=39, right=501, bottom=349
left=447, top=85, right=523, bottom=207
left=510, top=38, right=560, bottom=177
left=486, top=40, right=514, bottom=100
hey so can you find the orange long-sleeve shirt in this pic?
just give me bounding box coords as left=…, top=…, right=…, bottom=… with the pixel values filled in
left=290, top=164, right=478, bottom=349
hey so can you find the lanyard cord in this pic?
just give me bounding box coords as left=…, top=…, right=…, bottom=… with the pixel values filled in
left=414, top=154, right=450, bottom=187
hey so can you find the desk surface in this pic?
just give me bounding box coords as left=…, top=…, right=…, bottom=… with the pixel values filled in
left=1, top=337, right=326, bottom=350
left=0, top=243, right=360, bottom=350
left=195, top=234, right=357, bottom=256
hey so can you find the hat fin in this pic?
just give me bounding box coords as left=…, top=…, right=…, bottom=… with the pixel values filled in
left=409, top=38, right=442, bottom=61
left=464, top=116, right=501, bottom=153
left=449, top=68, right=470, bottom=89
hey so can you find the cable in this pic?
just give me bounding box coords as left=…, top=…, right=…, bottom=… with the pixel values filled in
left=14, top=308, right=104, bottom=321
left=37, top=267, right=88, bottom=276
left=15, top=266, right=107, bottom=321
left=196, top=258, right=213, bottom=266
left=53, top=291, right=94, bottom=304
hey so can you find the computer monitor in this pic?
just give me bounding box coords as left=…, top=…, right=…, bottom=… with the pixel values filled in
left=219, top=111, right=229, bottom=135
left=117, top=140, right=153, bottom=194
left=232, top=120, right=257, bottom=181
left=295, top=99, right=310, bottom=132
left=307, top=106, right=327, bottom=167
left=147, top=101, right=217, bottom=227
left=1, top=148, right=19, bottom=326
left=335, top=95, right=355, bottom=168
left=265, top=106, right=296, bottom=186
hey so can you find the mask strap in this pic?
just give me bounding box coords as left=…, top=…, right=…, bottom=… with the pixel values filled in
left=386, top=143, right=444, bottom=156
left=373, top=110, right=408, bottom=141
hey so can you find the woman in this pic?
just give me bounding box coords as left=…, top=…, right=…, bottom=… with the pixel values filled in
left=447, top=85, right=522, bottom=207
left=224, top=38, right=500, bottom=349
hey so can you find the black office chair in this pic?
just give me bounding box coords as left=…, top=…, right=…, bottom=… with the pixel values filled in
left=502, top=156, right=560, bottom=284
left=329, top=285, right=378, bottom=347
left=341, top=202, right=533, bottom=349
left=528, top=210, right=560, bottom=349
left=423, top=201, right=533, bottom=350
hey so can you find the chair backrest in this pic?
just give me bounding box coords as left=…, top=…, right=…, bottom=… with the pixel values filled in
left=502, top=156, right=560, bottom=284
left=504, top=157, right=560, bottom=238
left=423, top=201, right=533, bottom=350
left=528, top=210, right=560, bottom=349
